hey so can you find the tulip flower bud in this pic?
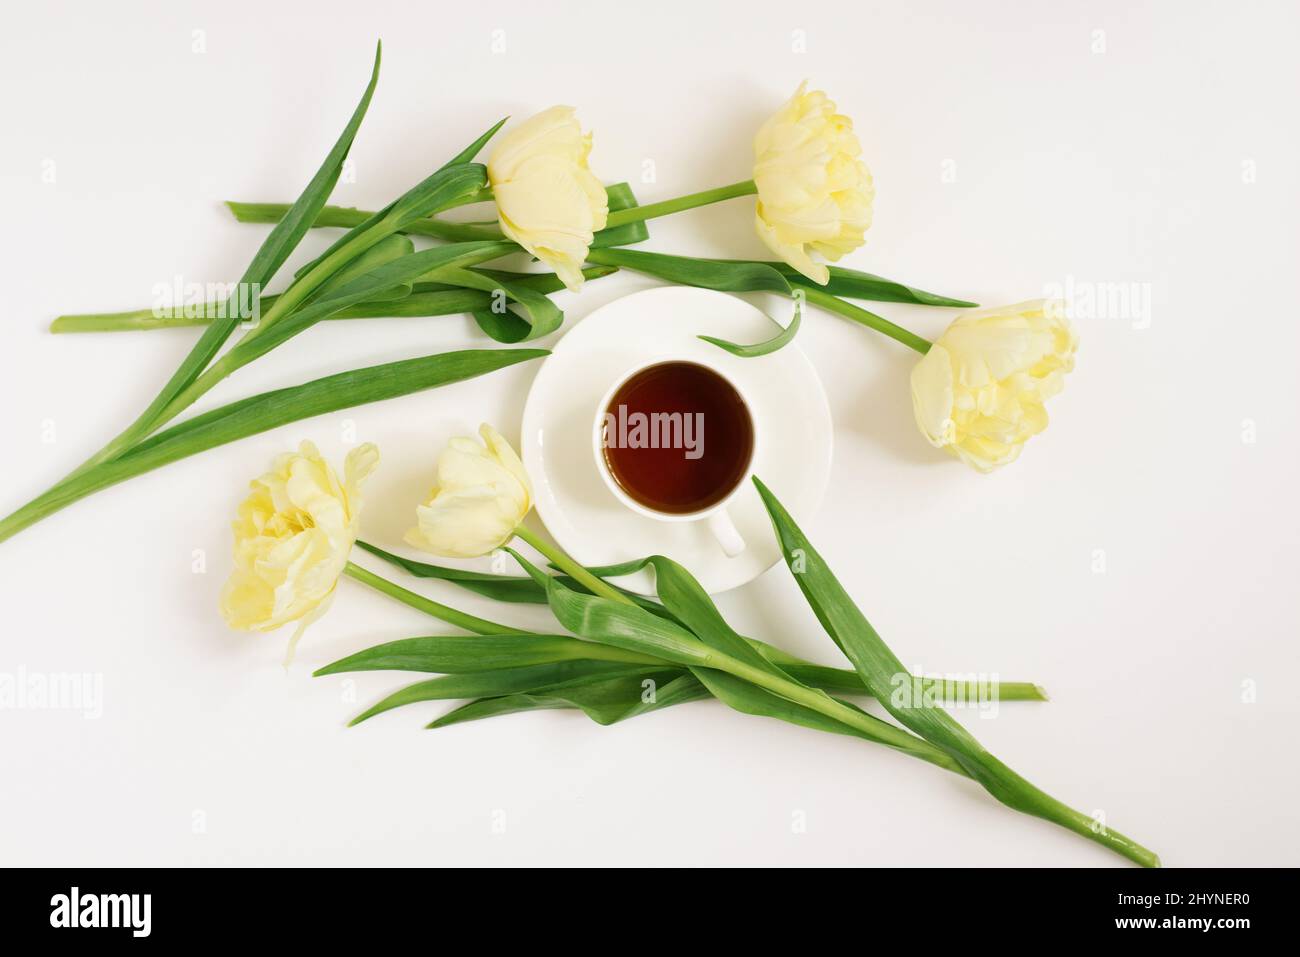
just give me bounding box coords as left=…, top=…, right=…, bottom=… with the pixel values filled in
left=488, top=106, right=608, bottom=292
left=406, top=424, right=533, bottom=558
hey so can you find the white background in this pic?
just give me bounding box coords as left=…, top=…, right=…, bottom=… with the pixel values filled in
left=2, top=0, right=1297, bottom=867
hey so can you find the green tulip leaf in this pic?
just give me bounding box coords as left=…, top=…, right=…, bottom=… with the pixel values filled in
left=347, top=662, right=663, bottom=725
left=587, top=247, right=791, bottom=294
left=315, top=633, right=659, bottom=677
left=507, top=550, right=714, bottom=668
left=591, top=182, right=650, bottom=249
left=717, top=260, right=977, bottom=308
left=353, top=540, right=679, bottom=621
left=311, top=233, right=415, bottom=301
left=429, top=671, right=707, bottom=729
left=221, top=239, right=514, bottom=373
left=135, top=42, right=384, bottom=433
left=58, top=349, right=547, bottom=508
left=435, top=265, right=562, bottom=342
left=752, top=475, right=1160, bottom=868
left=440, top=116, right=508, bottom=169
left=700, top=298, right=801, bottom=358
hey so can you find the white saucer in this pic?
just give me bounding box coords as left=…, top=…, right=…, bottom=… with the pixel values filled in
left=520, top=286, right=833, bottom=595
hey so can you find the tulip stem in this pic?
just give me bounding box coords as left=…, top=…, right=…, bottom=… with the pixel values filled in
left=603, top=180, right=758, bottom=229
left=343, top=561, right=529, bottom=636
left=511, top=525, right=636, bottom=607
left=227, top=201, right=508, bottom=243
left=798, top=286, right=932, bottom=354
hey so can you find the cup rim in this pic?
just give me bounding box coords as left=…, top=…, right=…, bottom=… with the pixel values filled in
left=591, top=355, right=756, bottom=522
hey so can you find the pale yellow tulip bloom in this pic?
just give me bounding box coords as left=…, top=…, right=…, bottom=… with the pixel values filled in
left=488, top=106, right=608, bottom=292
left=221, top=442, right=378, bottom=660
left=406, top=424, right=532, bottom=558
left=911, top=301, right=1078, bottom=472
left=753, top=82, right=874, bottom=285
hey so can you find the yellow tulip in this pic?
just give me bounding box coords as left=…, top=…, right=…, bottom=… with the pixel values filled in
left=406, top=424, right=532, bottom=558
left=220, top=442, right=378, bottom=658
left=753, top=82, right=874, bottom=285
left=488, top=106, right=608, bottom=293
left=910, top=301, right=1077, bottom=472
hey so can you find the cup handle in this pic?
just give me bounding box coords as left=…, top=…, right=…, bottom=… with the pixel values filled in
left=707, top=508, right=746, bottom=557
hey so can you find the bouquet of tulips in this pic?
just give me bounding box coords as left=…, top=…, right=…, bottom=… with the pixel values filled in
left=5, top=44, right=1075, bottom=551
left=211, top=425, right=1156, bottom=868
left=2, top=43, right=1146, bottom=865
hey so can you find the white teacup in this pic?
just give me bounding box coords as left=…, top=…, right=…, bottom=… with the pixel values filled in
left=591, top=356, right=755, bottom=557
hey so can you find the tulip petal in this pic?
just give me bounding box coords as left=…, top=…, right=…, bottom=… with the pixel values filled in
left=754, top=208, right=829, bottom=285
left=479, top=424, right=532, bottom=508
left=910, top=345, right=957, bottom=448
left=407, top=488, right=519, bottom=559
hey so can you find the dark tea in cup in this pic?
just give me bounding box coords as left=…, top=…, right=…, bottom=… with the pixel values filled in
left=600, top=360, right=754, bottom=514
